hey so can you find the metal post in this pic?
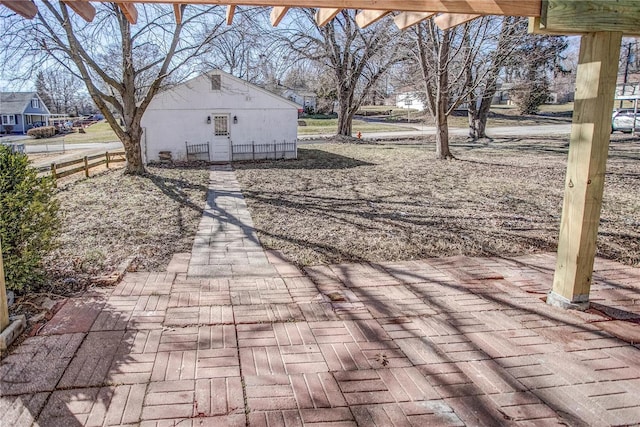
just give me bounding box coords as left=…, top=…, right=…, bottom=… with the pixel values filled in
left=252, top=141, right=255, bottom=160
left=0, top=238, right=9, bottom=331
left=633, top=98, right=638, bottom=137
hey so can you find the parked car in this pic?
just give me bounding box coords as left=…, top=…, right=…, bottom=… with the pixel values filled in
left=611, top=108, right=640, bottom=133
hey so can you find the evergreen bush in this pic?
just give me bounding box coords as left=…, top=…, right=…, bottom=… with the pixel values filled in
left=0, top=145, right=59, bottom=292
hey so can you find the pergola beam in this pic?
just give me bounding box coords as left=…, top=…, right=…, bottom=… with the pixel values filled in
left=173, top=3, right=182, bottom=24
left=355, top=9, right=389, bottom=29
left=541, top=0, right=640, bottom=35
left=226, top=4, right=235, bottom=25
left=394, top=11, right=434, bottom=30
left=0, top=0, right=37, bottom=19
left=116, top=2, right=138, bottom=24
left=270, top=6, right=289, bottom=26
left=315, top=8, right=341, bottom=26
left=86, top=0, right=543, bottom=17
left=63, top=1, right=97, bottom=22
left=434, top=13, right=480, bottom=30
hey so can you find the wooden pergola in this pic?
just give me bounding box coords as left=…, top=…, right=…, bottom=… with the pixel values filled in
left=0, top=0, right=638, bottom=332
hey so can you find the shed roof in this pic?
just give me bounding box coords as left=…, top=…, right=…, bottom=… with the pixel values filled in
left=0, top=92, right=38, bottom=115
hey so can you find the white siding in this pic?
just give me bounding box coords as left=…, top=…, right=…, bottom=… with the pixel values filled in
left=141, top=71, right=298, bottom=163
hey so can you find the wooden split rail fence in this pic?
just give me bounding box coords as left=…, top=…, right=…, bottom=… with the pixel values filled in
left=36, top=151, right=126, bottom=180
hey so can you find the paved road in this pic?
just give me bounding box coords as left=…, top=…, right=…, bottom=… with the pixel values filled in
left=299, top=123, right=573, bottom=141
left=25, top=141, right=123, bottom=154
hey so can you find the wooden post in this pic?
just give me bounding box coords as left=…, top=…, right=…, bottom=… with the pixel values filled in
left=106, top=151, right=110, bottom=168
left=549, top=32, right=623, bottom=310
left=0, top=238, right=9, bottom=331
left=50, top=162, right=57, bottom=180
left=84, top=156, right=89, bottom=178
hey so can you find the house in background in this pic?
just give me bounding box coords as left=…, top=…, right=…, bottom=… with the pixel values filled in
left=281, top=88, right=317, bottom=113
left=0, top=92, right=51, bottom=134
left=141, top=70, right=298, bottom=163
left=396, top=91, right=426, bottom=111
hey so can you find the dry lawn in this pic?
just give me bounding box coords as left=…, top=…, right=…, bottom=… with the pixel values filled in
left=235, top=135, right=640, bottom=267
left=44, top=165, right=209, bottom=289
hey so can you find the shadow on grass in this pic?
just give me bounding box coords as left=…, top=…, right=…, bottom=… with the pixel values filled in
left=233, top=148, right=374, bottom=170
left=145, top=171, right=208, bottom=214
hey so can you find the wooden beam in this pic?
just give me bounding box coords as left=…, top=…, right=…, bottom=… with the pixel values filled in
left=394, top=11, right=434, bottom=30
left=270, top=6, right=289, bottom=26
left=549, top=31, right=623, bottom=310
left=541, top=0, right=640, bottom=36
left=355, top=9, right=389, bottom=29
left=434, top=13, right=480, bottom=30
left=0, top=239, right=8, bottom=332
left=173, top=3, right=181, bottom=24
left=62, top=1, right=97, bottom=22
left=85, top=0, right=543, bottom=17
left=315, top=8, right=341, bottom=26
left=0, top=0, right=37, bottom=19
left=226, top=4, right=235, bottom=25
left=117, top=2, right=138, bottom=24
left=528, top=17, right=587, bottom=36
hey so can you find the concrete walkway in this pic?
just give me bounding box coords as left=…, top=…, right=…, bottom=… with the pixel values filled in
left=2, top=167, right=640, bottom=426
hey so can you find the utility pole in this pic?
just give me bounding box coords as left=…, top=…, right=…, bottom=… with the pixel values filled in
left=620, top=41, right=634, bottom=108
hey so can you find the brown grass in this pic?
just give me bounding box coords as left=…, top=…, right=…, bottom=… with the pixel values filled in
left=44, top=165, right=209, bottom=289
left=235, top=135, right=640, bottom=267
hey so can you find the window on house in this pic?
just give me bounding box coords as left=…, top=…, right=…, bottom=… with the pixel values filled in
left=210, top=75, right=221, bottom=91
left=214, top=115, right=228, bottom=136
left=31, top=98, right=40, bottom=108
left=2, top=115, right=16, bottom=125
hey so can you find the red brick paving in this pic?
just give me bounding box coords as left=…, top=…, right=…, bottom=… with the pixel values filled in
left=3, top=254, right=640, bottom=426
left=2, top=167, right=640, bottom=427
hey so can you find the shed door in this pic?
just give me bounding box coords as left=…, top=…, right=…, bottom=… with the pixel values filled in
left=211, top=114, right=231, bottom=162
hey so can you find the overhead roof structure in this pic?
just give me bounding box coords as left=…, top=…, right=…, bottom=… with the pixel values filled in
left=3, top=0, right=639, bottom=34
left=0, top=0, right=639, bottom=321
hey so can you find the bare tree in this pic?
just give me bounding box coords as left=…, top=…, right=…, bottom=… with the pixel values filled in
left=285, top=9, right=407, bottom=136
left=407, top=17, right=538, bottom=157
left=466, top=17, right=521, bottom=139
left=503, top=21, right=568, bottom=114
left=410, top=19, right=494, bottom=158
left=35, top=68, right=86, bottom=115
left=1, top=3, right=229, bottom=174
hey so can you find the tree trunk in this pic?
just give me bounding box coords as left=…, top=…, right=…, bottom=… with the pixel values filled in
left=474, top=95, right=492, bottom=139
left=467, top=98, right=478, bottom=138
left=121, top=122, right=145, bottom=174
left=468, top=93, right=493, bottom=140
left=435, top=110, right=453, bottom=159
left=337, top=91, right=354, bottom=136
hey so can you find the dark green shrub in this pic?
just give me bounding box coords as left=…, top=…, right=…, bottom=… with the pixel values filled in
left=0, top=145, right=59, bottom=292
left=27, top=126, right=57, bottom=139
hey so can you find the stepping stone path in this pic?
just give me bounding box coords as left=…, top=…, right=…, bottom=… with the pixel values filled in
left=2, top=166, right=640, bottom=426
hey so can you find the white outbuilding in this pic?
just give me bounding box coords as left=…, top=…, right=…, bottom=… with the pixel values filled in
left=141, top=70, right=299, bottom=163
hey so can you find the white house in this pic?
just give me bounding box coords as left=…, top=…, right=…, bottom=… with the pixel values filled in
left=395, top=92, right=426, bottom=111
left=141, top=70, right=299, bottom=163
left=281, top=88, right=317, bottom=113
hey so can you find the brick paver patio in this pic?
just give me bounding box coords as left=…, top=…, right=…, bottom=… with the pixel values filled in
left=2, top=166, right=640, bottom=426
